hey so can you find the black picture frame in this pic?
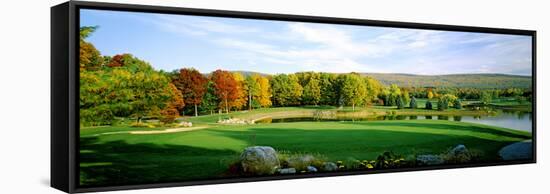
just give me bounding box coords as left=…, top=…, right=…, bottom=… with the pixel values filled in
left=51, top=1, right=536, bottom=193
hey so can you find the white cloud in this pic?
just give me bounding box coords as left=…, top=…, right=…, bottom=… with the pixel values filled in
left=215, top=23, right=457, bottom=74
left=140, top=13, right=532, bottom=75
left=140, top=14, right=260, bottom=36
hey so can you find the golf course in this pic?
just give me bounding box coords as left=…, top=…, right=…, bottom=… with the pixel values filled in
left=77, top=14, right=534, bottom=187
left=79, top=105, right=532, bottom=187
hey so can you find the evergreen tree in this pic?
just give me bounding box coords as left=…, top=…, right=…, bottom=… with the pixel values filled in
left=410, top=96, right=418, bottom=109
left=396, top=97, right=405, bottom=109
left=453, top=99, right=462, bottom=109
left=437, top=97, right=449, bottom=111
left=425, top=100, right=433, bottom=110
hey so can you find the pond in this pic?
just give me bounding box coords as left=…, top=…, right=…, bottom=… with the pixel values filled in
left=256, top=109, right=533, bottom=132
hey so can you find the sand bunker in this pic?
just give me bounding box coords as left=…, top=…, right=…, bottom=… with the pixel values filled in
left=129, top=126, right=208, bottom=135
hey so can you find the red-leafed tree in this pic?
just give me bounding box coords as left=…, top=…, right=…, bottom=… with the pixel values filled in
left=107, top=54, right=125, bottom=67
left=211, top=70, right=239, bottom=113
left=173, top=68, right=208, bottom=116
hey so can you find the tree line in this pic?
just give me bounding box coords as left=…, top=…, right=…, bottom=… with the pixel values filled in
left=79, top=26, right=533, bottom=126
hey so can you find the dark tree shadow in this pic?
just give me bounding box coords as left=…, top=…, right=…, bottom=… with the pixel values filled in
left=79, top=137, right=240, bottom=188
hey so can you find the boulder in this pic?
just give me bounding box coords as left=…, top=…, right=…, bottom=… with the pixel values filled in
left=499, top=140, right=533, bottom=160
left=441, top=144, right=474, bottom=163
left=322, top=162, right=338, bottom=171
left=416, top=154, right=444, bottom=165
left=240, top=146, right=280, bottom=175
left=448, top=144, right=469, bottom=156
left=307, top=166, right=318, bottom=172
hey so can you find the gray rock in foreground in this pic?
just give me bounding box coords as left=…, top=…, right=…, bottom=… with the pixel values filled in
left=448, top=144, right=469, bottom=156
left=322, top=162, right=338, bottom=171
left=240, top=146, right=280, bottom=175
left=416, top=154, right=444, bottom=165
left=277, top=168, right=296, bottom=174
left=499, top=140, right=533, bottom=161
left=307, top=166, right=318, bottom=172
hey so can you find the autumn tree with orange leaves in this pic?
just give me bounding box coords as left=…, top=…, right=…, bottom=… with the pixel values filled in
left=160, top=83, right=185, bottom=123
left=173, top=68, right=208, bottom=117
left=211, top=70, right=239, bottom=113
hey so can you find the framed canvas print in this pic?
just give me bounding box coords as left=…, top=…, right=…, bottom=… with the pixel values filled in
left=51, top=1, right=536, bottom=193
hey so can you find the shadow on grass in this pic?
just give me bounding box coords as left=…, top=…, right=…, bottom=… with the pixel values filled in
left=356, top=121, right=532, bottom=139
left=79, top=137, right=240, bottom=188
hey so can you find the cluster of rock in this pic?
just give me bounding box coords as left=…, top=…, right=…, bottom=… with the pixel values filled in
left=177, top=121, right=193, bottom=127
left=416, top=144, right=471, bottom=165
left=416, top=154, right=444, bottom=165
left=218, top=118, right=255, bottom=125
left=239, top=144, right=477, bottom=176
left=239, top=146, right=338, bottom=176
left=312, top=110, right=337, bottom=119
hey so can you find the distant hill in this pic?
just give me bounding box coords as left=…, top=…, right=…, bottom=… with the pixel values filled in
left=204, top=70, right=270, bottom=77
left=231, top=71, right=271, bottom=77
left=207, top=70, right=532, bottom=89
left=360, top=73, right=532, bottom=89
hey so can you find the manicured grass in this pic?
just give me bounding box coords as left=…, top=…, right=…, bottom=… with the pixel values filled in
left=489, top=98, right=531, bottom=106
left=79, top=119, right=531, bottom=187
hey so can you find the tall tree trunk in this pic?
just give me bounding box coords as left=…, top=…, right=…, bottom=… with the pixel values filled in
left=352, top=102, right=355, bottom=111
left=225, top=98, right=229, bottom=114
left=249, top=92, right=252, bottom=111
left=194, top=104, right=198, bottom=117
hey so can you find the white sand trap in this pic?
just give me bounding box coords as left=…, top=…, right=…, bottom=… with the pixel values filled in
left=130, top=126, right=208, bottom=135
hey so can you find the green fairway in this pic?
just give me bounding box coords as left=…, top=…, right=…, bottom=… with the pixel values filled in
left=79, top=119, right=531, bottom=187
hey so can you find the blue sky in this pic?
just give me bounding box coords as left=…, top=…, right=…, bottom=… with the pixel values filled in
left=80, top=9, right=533, bottom=76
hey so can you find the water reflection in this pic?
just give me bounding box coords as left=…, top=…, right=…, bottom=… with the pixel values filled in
left=256, top=109, right=532, bottom=132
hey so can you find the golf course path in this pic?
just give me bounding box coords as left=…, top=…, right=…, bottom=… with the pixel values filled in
left=130, top=126, right=208, bottom=135
left=498, top=140, right=532, bottom=160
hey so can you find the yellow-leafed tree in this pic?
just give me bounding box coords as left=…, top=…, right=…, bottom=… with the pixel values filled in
left=231, top=72, right=247, bottom=111
left=257, top=76, right=272, bottom=107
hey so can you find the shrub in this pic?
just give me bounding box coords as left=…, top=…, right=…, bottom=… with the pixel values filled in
left=440, top=148, right=483, bottom=164
left=359, top=160, right=376, bottom=169
left=277, top=152, right=326, bottom=171
left=160, top=107, right=179, bottom=124
left=375, top=151, right=407, bottom=169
